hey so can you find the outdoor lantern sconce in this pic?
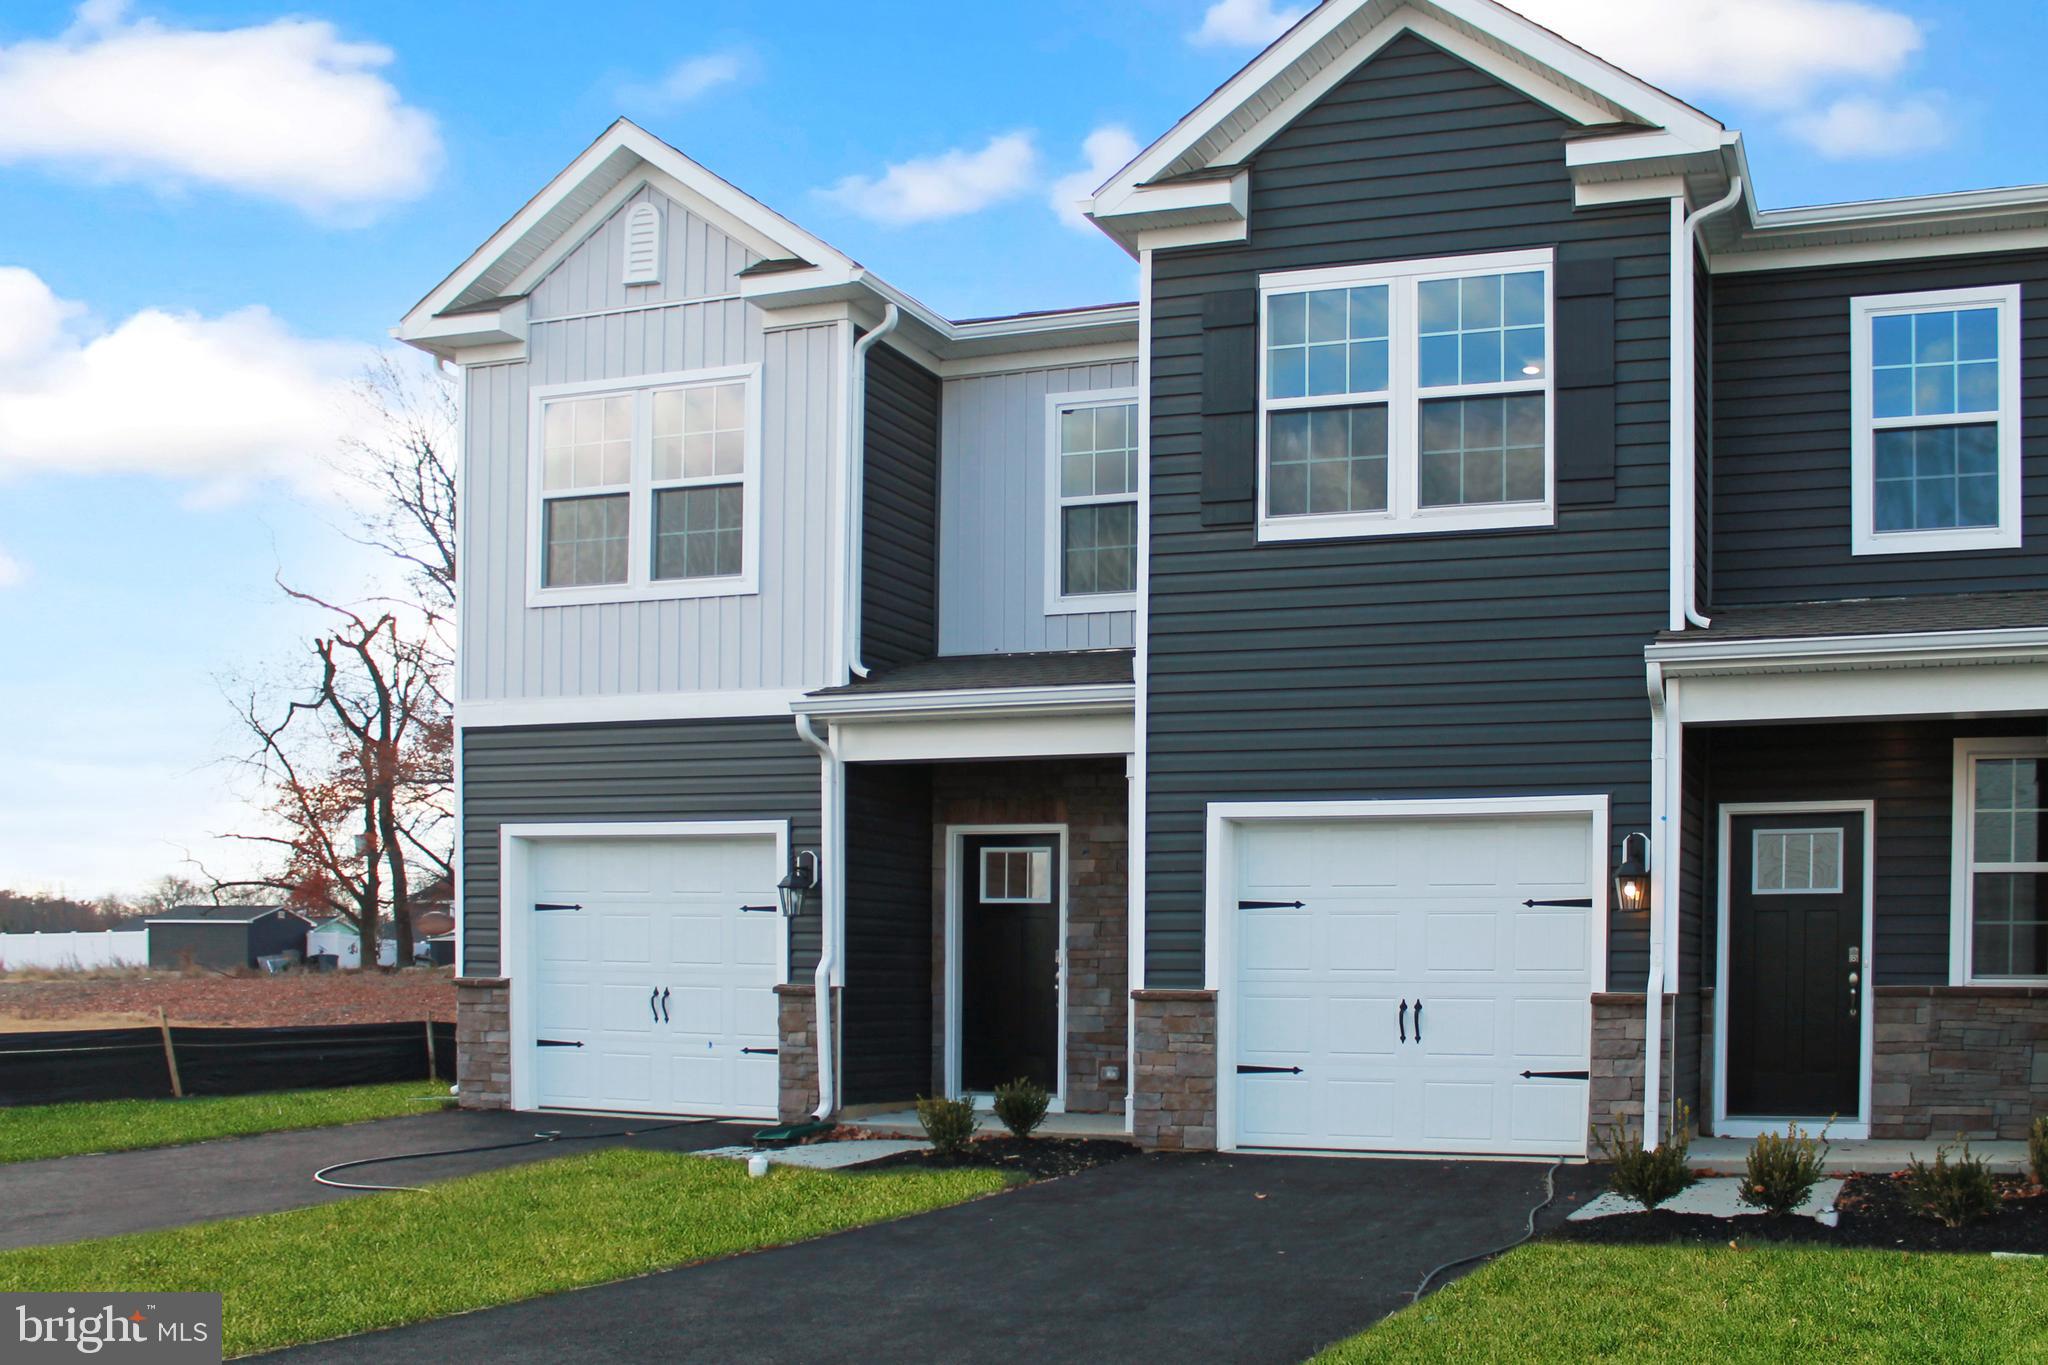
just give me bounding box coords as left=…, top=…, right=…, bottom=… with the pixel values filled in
left=1613, top=832, right=1651, bottom=913
left=778, top=849, right=820, bottom=918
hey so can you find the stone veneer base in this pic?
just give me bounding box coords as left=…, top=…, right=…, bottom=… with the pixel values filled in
left=454, top=976, right=510, bottom=1110
left=776, top=983, right=821, bottom=1124
left=1131, top=989, right=1216, bottom=1150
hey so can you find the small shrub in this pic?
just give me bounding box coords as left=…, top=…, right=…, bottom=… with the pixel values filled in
left=1905, top=1139, right=2002, bottom=1228
left=1592, top=1099, right=1696, bottom=1208
left=2029, top=1115, right=2048, bottom=1189
left=1740, top=1120, right=1832, bottom=1215
left=992, top=1077, right=1051, bottom=1138
left=915, top=1094, right=978, bottom=1157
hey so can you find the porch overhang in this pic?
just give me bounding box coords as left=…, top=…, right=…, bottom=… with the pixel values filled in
left=791, top=685, right=1135, bottom=763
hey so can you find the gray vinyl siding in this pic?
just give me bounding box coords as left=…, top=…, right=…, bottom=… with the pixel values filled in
left=459, top=719, right=822, bottom=977
left=1710, top=249, right=2048, bottom=605
left=841, top=764, right=934, bottom=1104
left=1698, top=719, right=2025, bottom=989
left=1145, top=33, right=1670, bottom=988
left=938, top=360, right=1138, bottom=655
left=460, top=188, right=843, bottom=702
left=862, top=344, right=942, bottom=671
left=527, top=185, right=752, bottom=320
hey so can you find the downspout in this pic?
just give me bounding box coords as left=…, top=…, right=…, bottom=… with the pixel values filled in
left=794, top=711, right=843, bottom=1122
left=1642, top=659, right=1668, bottom=1146
left=844, top=303, right=902, bottom=678
left=1674, top=177, right=1745, bottom=630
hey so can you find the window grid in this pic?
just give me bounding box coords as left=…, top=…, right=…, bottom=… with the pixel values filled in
left=979, top=847, right=1052, bottom=904
left=1053, top=398, right=1138, bottom=601
left=1968, top=756, right=2048, bottom=980
left=1751, top=829, right=1845, bottom=896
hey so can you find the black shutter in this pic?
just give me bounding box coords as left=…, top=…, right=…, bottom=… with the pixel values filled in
left=1554, top=251, right=1618, bottom=506
left=1201, top=289, right=1258, bottom=527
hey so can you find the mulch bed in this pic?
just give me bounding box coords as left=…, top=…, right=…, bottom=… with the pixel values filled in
left=854, top=1135, right=1139, bottom=1180
left=1549, top=1172, right=2048, bottom=1254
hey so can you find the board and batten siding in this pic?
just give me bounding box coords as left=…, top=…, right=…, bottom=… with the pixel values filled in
left=1710, top=249, right=2048, bottom=605
left=1145, top=33, right=1671, bottom=988
left=938, top=360, right=1139, bottom=655
left=527, top=185, right=753, bottom=321
left=461, top=189, right=843, bottom=702
left=460, top=719, right=823, bottom=978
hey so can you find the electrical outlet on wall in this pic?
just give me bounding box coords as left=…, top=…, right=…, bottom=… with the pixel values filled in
left=1103, top=1064, right=1121, bottom=1082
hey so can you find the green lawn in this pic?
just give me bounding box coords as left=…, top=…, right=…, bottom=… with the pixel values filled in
left=1313, top=1241, right=2048, bottom=1363
left=0, top=1147, right=1009, bottom=1357
left=0, top=1082, right=453, bottom=1164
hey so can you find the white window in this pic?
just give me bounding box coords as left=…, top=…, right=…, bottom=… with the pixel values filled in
left=1751, top=829, right=1844, bottom=895
left=1850, top=285, right=2022, bottom=556
left=1258, top=249, right=1553, bottom=542
left=1952, top=739, right=2048, bottom=983
left=980, top=847, right=1052, bottom=904
left=528, top=366, right=760, bottom=605
left=1046, top=390, right=1138, bottom=612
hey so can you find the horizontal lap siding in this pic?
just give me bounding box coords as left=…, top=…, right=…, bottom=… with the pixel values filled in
left=862, top=344, right=942, bottom=671
left=841, top=764, right=934, bottom=1104
left=1711, top=250, right=2048, bottom=603
left=1145, top=33, right=1668, bottom=987
left=460, top=719, right=821, bottom=976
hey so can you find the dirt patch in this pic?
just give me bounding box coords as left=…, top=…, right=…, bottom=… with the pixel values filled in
left=0, top=970, right=455, bottom=1029
left=1550, top=1172, right=2048, bottom=1254
left=853, top=1135, right=1139, bottom=1180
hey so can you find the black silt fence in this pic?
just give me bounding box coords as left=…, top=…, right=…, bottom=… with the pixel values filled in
left=0, top=1021, right=456, bottom=1107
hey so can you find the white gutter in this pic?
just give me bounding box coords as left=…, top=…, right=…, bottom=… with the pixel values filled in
left=793, top=712, right=843, bottom=1122
left=1672, top=177, right=1745, bottom=631
left=844, top=304, right=901, bottom=678
left=792, top=682, right=1136, bottom=722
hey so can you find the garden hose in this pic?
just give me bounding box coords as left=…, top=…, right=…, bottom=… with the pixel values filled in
left=310, top=1116, right=727, bottom=1193
left=1410, top=1158, right=1562, bottom=1301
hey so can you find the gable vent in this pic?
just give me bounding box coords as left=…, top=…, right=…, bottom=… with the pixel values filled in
left=622, top=202, right=663, bottom=286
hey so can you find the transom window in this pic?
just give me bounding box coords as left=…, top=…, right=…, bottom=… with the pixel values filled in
left=1751, top=829, right=1844, bottom=895
left=1048, top=393, right=1138, bottom=609
left=980, top=847, right=1052, bottom=904
left=1850, top=286, right=2021, bottom=556
left=1259, top=250, right=1553, bottom=541
left=529, top=367, right=759, bottom=605
left=1956, top=742, right=2048, bottom=982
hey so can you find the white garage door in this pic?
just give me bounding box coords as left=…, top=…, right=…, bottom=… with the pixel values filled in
left=1231, top=814, right=1594, bottom=1156
left=527, top=834, right=782, bottom=1119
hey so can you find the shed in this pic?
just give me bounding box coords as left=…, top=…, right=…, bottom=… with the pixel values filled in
left=146, top=906, right=312, bottom=971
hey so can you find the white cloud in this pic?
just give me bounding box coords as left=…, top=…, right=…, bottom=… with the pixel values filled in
left=1508, top=0, right=1922, bottom=111
left=0, top=266, right=373, bottom=496
left=620, top=48, right=752, bottom=109
left=1190, top=0, right=1309, bottom=48
left=1050, top=126, right=1142, bottom=231
left=0, top=1, right=439, bottom=214
left=1789, top=93, right=1950, bottom=159
left=822, top=132, right=1040, bottom=226
left=0, top=545, right=24, bottom=588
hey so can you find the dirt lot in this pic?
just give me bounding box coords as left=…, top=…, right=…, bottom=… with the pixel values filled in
left=0, top=969, right=456, bottom=1030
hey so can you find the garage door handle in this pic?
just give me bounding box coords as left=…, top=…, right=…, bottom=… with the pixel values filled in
left=650, top=988, right=660, bottom=1022
left=1413, top=999, right=1422, bottom=1044
left=1398, top=999, right=1407, bottom=1043
left=660, top=988, right=671, bottom=1022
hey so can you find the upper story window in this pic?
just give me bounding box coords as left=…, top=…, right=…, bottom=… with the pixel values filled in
left=529, top=365, right=759, bottom=606
left=1047, top=390, right=1138, bottom=612
left=1953, top=739, right=2048, bottom=983
left=1258, top=249, right=1553, bottom=542
left=1850, top=285, right=2022, bottom=557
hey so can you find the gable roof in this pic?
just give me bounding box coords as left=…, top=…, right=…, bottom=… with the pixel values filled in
left=147, top=905, right=306, bottom=925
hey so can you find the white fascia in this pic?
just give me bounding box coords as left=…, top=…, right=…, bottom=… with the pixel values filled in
left=791, top=683, right=1136, bottom=724
left=1644, top=626, right=2048, bottom=676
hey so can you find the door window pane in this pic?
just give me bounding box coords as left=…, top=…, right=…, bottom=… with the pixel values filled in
left=542, top=493, right=628, bottom=587
left=652, top=485, right=743, bottom=580
left=1751, top=829, right=1845, bottom=894
left=1266, top=404, right=1389, bottom=517
left=980, top=847, right=1052, bottom=903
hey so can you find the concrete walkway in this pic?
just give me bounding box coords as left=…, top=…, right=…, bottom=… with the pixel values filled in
left=0, top=1109, right=754, bottom=1249
left=268, top=1153, right=1588, bottom=1364
left=1690, top=1136, right=2031, bottom=1173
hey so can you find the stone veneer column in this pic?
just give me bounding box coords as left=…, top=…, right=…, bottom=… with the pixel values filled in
left=1589, top=992, right=1681, bottom=1136
left=776, top=982, right=820, bottom=1124
left=1872, top=985, right=2048, bottom=1139
left=1131, top=988, right=1216, bottom=1150
left=454, top=976, right=511, bottom=1110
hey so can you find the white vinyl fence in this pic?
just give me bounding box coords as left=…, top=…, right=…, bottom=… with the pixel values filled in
left=0, top=930, right=147, bottom=971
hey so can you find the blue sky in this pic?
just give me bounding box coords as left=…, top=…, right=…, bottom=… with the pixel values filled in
left=1, top=0, right=2043, bottom=896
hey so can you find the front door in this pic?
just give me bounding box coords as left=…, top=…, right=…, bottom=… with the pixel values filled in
left=1726, top=811, right=1865, bottom=1120
left=958, top=834, right=1061, bottom=1095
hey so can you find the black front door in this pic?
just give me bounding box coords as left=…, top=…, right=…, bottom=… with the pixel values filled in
left=959, top=834, right=1060, bottom=1095
left=1726, top=811, right=1864, bottom=1119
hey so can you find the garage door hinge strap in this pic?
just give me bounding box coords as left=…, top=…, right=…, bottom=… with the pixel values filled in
left=534, top=903, right=583, bottom=912
left=1236, top=1064, right=1303, bottom=1074
left=536, top=1039, right=584, bottom=1048
left=1238, top=900, right=1305, bottom=910
left=1522, top=897, right=1592, bottom=908
left=1519, top=1069, right=1589, bottom=1080
left=742, top=1047, right=779, bottom=1056
left=740, top=905, right=778, bottom=914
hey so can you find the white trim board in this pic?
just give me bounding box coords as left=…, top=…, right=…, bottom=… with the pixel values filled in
left=1204, top=794, right=1610, bottom=1156
left=822, top=711, right=1135, bottom=764
left=458, top=689, right=810, bottom=729
left=496, top=819, right=791, bottom=1116
left=1712, top=802, right=1875, bottom=1142
left=942, top=824, right=1070, bottom=1113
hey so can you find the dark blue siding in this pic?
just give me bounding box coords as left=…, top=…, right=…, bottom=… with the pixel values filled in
left=1145, top=33, right=1670, bottom=988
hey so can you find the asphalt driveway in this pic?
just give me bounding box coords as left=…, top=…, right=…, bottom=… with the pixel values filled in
left=268, top=1151, right=1584, bottom=1364
left=0, top=1109, right=753, bottom=1249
